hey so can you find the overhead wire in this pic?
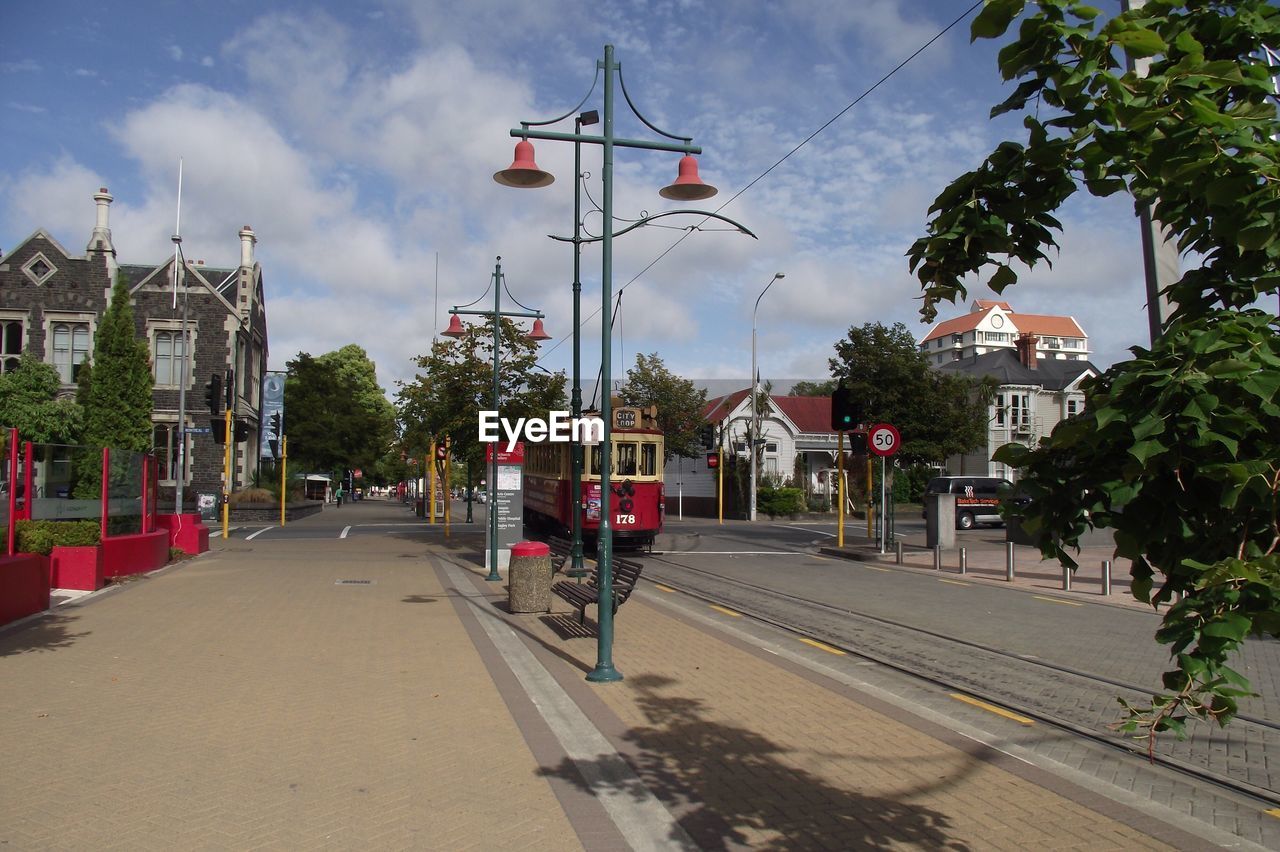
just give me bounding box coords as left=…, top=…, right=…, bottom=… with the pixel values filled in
left=536, top=0, right=985, bottom=364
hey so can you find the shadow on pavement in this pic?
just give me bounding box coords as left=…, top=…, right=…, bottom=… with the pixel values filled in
left=0, top=612, right=91, bottom=657
left=537, top=673, right=976, bottom=851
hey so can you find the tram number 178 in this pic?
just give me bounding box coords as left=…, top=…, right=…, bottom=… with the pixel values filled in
left=615, top=514, right=636, bottom=525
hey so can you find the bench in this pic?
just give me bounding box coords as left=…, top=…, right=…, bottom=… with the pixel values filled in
left=547, top=536, right=590, bottom=579
left=552, top=556, right=644, bottom=625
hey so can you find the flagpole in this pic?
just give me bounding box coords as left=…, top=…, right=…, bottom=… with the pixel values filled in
left=172, top=158, right=191, bottom=513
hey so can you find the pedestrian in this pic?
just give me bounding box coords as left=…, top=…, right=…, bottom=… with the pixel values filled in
left=336, top=485, right=344, bottom=507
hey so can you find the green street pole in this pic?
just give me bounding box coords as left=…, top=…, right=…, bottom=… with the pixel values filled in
left=500, top=43, right=721, bottom=683
left=487, top=257, right=503, bottom=582
left=587, top=45, right=621, bottom=683
left=569, top=114, right=588, bottom=575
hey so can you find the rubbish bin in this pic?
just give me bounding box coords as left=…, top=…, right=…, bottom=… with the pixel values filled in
left=508, top=540, right=552, bottom=613
left=415, top=498, right=425, bottom=518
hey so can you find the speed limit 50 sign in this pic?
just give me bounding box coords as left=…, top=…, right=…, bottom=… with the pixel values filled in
left=867, top=423, right=900, bottom=457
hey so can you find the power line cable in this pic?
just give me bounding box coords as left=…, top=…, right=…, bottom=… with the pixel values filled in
left=537, top=0, right=984, bottom=363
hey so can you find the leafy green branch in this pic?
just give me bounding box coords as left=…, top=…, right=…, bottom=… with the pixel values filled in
left=915, top=0, right=1280, bottom=750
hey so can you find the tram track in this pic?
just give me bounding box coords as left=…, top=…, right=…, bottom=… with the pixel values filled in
left=639, top=553, right=1280, bottom=809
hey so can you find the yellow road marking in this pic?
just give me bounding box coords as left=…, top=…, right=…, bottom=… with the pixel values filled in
left=709, top=605, right=742, bottom=618
left=799, top=638, right=846, bottom=656
left=1033, top=595, right=1083, bottom=607
left=950, top=694, right=1035, bottom=726
left=811, top=555, right=828, bottom=561
left=862, top=565, right=892, bottom=572
left=653, top=584, right=676, bottom=593
left=938, top=579, right=969, bottom=587
left=1265, top=808, right=1280, bottom=820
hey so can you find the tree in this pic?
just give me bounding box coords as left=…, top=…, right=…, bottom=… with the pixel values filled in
left=284, top=346, right=397, bottom=476
left=907, top=0, right=1280, bottom=742
left=74, top=273, right=154, bottom=498
left=828, top=322, right=992, bottom=466
left=0, top=353, right=83, bottom=443
left=788, top=379, right=838, bottom=397
left=396, top=319, right=565, bottom=490
left=621, top=353, right=708, bottom=461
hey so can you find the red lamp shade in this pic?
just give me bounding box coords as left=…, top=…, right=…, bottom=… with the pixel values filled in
left=659, top=155, right=717, bottom=201
left=442, top=315, right=466, bottom=338
left=493, top=140, right=555, bottom=189
left=527, top=318, right=552, bottom=341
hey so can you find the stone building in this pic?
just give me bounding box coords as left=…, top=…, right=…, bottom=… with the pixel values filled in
left=0, top=188, right=268, bottom=509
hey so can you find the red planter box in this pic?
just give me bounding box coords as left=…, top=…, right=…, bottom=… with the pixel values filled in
left=155, top=513, right=210, bottom=555
left=0, top=553, right=51, bottom=626
left=50, top=545, right=104, bottom=591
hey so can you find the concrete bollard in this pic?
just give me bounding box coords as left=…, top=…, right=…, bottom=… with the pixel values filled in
left=933, top=545, right=942, bottom=571
left=1005, top=542, right=1015, bottom=581
left=1062, top=564, right=1072, bottom=591
left=1101, top=560, right=1111, bottom=596
left=959, top=547, right=967, bottom=575
left=896, top=540, right=904, bottom=565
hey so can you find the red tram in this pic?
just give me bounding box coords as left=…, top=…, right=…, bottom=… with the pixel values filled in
left=523, top=405, right=664, bottom=549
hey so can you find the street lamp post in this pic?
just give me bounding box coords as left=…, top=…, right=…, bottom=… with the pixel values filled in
left=749, top=272, right=785, bottom=522
left=495, top=44, right=720, bottom=683
left=568, top=110, right=598, bottom=576
left=443, top=256, right=550, bottom=582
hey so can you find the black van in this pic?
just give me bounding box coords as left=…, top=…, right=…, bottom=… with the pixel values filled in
left=922, top=476, right=1012, bottom=530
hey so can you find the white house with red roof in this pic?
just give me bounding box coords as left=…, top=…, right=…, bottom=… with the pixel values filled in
left=919, top=300, right=1090, bottom=367
left=664, top=387, right=842, bottom=516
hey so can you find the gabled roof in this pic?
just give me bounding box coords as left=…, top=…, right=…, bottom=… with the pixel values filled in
left=921, top=310, right=989, bottom=342
left=772, top=396, right=833, bottom=434
left=920, top=305, right=1087, bottom=345
left=703, top=389, right=749, bottom=422
left=938, top=348, right=1097, bottom=391
left=702, top=390, right=835, bottom=435
left=1007, top=313, right=1086, bottom=339
left=4, top=228, right=77, bottom=260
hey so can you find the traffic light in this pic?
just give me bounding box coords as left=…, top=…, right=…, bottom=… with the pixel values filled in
left=233, top=419, right=250, bottom=443
left=224, top=369, right=234, bottom=408
left=831, top=383, right=864, bottom=431
left=211, top=418, right=227, bottom=444
left=205, top=374, right=222, bottom=414
left=436, top=443, right=448, bottom=461
left=700, top=423, right=715, bottom=447
left=269, top=412, right=282, bottom=438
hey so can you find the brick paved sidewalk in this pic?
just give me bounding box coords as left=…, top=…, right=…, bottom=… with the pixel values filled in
left=439, top=552, right=1211, bottom=851
left=0, top=508, right=1229, bottom=850
left=0, top=533, right=582, bottom=850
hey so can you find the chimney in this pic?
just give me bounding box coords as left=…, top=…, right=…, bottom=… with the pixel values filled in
left=1016, top=333, right=1039, bottom=369
left=87, top=187, right=115, bottom=256
left=239, top=225, right=256, bottom=268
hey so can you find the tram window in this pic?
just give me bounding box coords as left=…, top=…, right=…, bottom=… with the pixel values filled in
left=617, top=443, right=637, bottom=476
left=641, top=443, right=657, bottom=476
left=589, top=446, right=602, bottom=475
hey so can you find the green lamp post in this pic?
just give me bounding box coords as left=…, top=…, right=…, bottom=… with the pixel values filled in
left=443, top=256, right=550, bottom=582
left=495, top=44, right=721, bottom=683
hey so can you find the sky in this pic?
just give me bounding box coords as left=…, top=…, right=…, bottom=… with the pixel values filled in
left=0, top=0, right=1158, bottom=401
